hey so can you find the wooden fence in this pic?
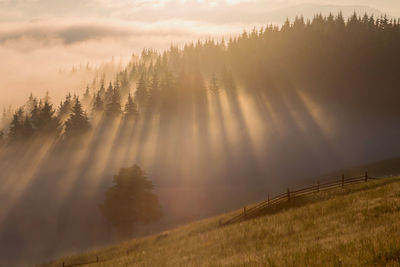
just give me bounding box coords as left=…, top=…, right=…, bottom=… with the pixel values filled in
left=62, top=255, right=110, bottom=267
left=220, top=172, right=378, bottom=226
left=60, top=172, right=379, bottom=266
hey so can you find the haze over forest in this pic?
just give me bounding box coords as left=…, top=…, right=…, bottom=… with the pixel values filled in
left=1, top=0, right=399, bottom=109
left=0, top=1, right=400, bottom=266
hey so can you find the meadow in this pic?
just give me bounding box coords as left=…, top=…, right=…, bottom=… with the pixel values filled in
left=41, top=176, right=400, bottom=267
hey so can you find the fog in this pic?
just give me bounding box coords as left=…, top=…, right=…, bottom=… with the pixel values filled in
left=1, top=1, right=400, bottom=266
left=1, top=0, right=398, bottom=110
left=2, top=85, right=398, bottom=266
left=0, top=19, right=244, bottom=110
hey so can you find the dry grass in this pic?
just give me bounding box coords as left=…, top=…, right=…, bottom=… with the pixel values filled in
left=40, top=177, right=400, bottom=267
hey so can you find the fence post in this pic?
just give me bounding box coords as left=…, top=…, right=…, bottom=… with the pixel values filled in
left=287, top=188, right=290, bottom=201
left=243, top=206, right=247, bottom=218
left=62, top=262, right=65, bottom=267
left=268, top=194, right=270, bottom=205
left=97, top=256, right=99, bottom=263
left=317, top=181, right=320, bottom=192
left=342, top=174, right=344, bottom=188
left=365, top=172, right=368, bottom=182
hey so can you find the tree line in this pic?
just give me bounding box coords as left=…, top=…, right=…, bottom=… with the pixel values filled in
left=1, top=12, right=399, bottom=146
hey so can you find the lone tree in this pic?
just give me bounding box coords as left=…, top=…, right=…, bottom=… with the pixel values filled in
left=100, top=165, right=162, bottom=236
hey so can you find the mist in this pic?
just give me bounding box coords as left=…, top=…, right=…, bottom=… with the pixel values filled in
left=1, top=0, right=398, bottom=110
left=1, top=1, right=400, bottom=266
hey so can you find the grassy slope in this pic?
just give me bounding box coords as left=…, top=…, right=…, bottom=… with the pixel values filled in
left=41, top=177, right=400, bottom=267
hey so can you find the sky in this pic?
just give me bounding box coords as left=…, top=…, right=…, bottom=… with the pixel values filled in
left=0, top=0, right=399, bottom=110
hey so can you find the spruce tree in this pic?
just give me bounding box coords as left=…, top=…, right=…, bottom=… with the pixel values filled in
left=8, top=108, right=24, bottom=143
left=26, top=93, right=38, bottom=113
left=64, top=98, right=91, bottom=139
left=21, top=116, right=33, bottom=139
left=100, top=165, right=162, bottom=236
left=57, top=93, right=73, bottom=120
left=92, top=92, right=104, bottom=114
left=134, top=74, right=148, bottom=110
left=147, top=72, right=160, bottom=110
left=124, top=93, right=138, bottom=119
left=31, top=100, right=60, bottom=136
left=105, top=82, right=114, bottom=104
left=105, top=83, right=122, bottom=117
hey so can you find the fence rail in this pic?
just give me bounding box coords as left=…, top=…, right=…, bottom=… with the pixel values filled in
left=62, top=255, right=113, bottom=267
left=220, top=172, right=378, bottom=226
left=59, top=171, right=382, bottom=266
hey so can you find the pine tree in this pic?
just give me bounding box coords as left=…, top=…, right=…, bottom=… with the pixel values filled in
left=135, top=74, right=149, bottom=110
left=100, top=165, right=162, bottom=236
left=64, top=98, right=91, bottom=139
left=26, top=93, right=38, bottom=113
left=147, top=72, right=160, bottom=110
left=8, top=108, right=24, bottom=143
left=92, top=92, right=104, bottom=114
left=105, top=83, right=122, bottom=117
left=21, top=116, right=33, bottom=139
left=31, top=100, right=60, bottom=136
left=124, top=93, right=138, bottom=118
left=57, top=93, right=73, bottom=120
left=119, top=70, right=130, bottom=94
left=105, top=82, right=114, bottom=104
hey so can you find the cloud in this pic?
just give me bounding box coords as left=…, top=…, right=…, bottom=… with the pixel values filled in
left=1, top=0, right=398, bottom=23
left=0, top=2, right=389, bottom=50
left=0, top=18, right=246, bottom=110
left=0, top=18, right=251, bottom=51
left=0, top=23, right=129, bottom=46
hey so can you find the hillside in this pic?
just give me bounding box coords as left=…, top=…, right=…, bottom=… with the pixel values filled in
left=41, top=177, right=400, bottom=266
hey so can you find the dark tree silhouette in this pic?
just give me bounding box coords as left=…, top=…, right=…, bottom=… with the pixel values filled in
left=8, top=108, right=24, bottom=143
left=134, top=74, right=149, bottom=111
left=21, top=116, right=33, bottom=140
left=3, top=12, right=400, bottom=146
left=147, top=72, right=160, bottom=111
left=100, top=165, right=162, bottom=236
left=124, top=93, right=138, bottom=119
left=64, top=98, right=91, bottom=139
left=105, top=83, right=122, bottom=118
left=31, top=101, right=60, bottom=136
left=57, top=93, right=73, bottom=121
left=92, top=92, right=104, bottom=114
left=98, top=78, right=106, bottom=98
left=105, top=82, right=114, bottom=104
left=26, top=93, right=38, bottom=113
